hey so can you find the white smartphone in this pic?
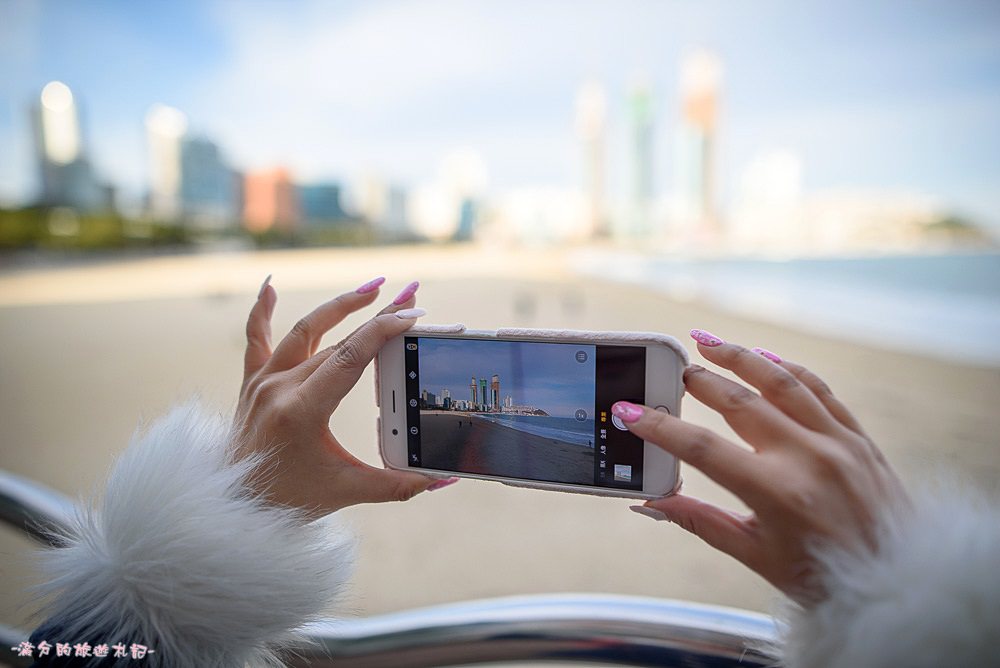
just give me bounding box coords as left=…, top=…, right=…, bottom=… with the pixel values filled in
left=376, top=326, right=685, bottom=499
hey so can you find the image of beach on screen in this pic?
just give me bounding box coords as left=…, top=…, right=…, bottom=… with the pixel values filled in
left=403, top=336, right=647, bottom=488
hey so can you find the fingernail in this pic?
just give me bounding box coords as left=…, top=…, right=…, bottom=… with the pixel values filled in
left=751, top=347, right=782, bottom=363
left=356, top=276, right=386, bottom=294
left=426, top=477, right=459, bottom=492
left=395, top=307, right=426, bottom=319
left=611, top=401, right=643, bottom=423
left=393, top=280, right=420, bottom=305
left=258, top=274, right=272, bottom=299
left=690, top=328, right=724, bottom=347
left=630, top=505, right=669, bottom=522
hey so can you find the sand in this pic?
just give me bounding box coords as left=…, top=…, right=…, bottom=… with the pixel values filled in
left=1, top=243, right=998, bottom=634
left=419, top=411, right=593, bottom=484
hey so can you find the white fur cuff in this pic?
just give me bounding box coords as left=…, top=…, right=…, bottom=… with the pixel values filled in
left=33, top=402, right=356, bottom=667
left=780, top=484, right=1000, bottom=668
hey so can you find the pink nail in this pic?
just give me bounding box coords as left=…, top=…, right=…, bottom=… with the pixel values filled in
left=690, top=328, right=724, bottom=347
left=356, top=276, right=386, bottom=294
left=426, top=477, right=459, bottom=492
left=258, top=274, right=272, bottom=299
left=751, top=347, right=782, bottom=363
left=393, top=280, right=420, bottom=305
left=611, top=401, right=643, bottom=423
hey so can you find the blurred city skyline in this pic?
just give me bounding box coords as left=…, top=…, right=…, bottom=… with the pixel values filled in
left=2, top=0, right=999, bottom=249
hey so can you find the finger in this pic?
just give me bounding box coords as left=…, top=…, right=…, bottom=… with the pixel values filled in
left=695, top=340, right=846, bottom=435
left=302, top=308, right=426, bottom=414
left=635, top=494, right=758, bottom=568
left=291, top=282, right=419, bottom=382
left=330, top=465, right=452, bottom=506
left=266, top=277, right=386, bottom=372
left=610, top=401, right=768, bottom=505
left=779, top=358, right=869, bottom=438
left=244, top=275, right=276, bottom=380
left=683, top=364, right=812, bottom=449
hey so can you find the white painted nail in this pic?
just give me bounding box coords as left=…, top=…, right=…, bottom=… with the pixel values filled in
left=395, top=307, right=426, bottom=319
left=630, top=505, right=670, bottom=522
left=258, top=274, right=272, bottom=299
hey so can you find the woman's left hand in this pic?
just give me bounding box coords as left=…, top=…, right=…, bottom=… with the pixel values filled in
left=231, top=275, right=454, bottom=519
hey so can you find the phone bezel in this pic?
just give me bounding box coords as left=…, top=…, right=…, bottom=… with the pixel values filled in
left=377, top=330, right=682, bottom=499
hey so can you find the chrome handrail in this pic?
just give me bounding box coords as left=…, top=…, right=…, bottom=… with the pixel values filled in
left=290, top=594, right=778, bottom=667
left=0, top=470, right=779, bottom=666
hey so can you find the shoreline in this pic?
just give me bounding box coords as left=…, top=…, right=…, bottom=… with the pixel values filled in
left=419, top=412, right=593, bottom=484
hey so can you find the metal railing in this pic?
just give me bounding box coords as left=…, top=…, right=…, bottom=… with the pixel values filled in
left=0, top=470, right=779, bottom=667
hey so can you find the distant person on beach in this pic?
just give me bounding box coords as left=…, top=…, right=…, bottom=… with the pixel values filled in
left=23, top=277, right=998, bottom=667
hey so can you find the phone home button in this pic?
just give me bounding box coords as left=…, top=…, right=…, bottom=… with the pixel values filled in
left=654, top=405, right=671, bottom=414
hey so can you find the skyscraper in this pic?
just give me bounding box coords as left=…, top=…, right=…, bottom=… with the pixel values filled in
left=627, top=78, right=655, bottom=240
left=673, top=50, right=722, bottom=246
left=299, top=183, right=348, bottom=224
left=490, top=375, right=500, bottom=412
left=145, top=104, right=188, bottom=221
left=243, top=168, right=300, bottom=233
left=575, top=81, right=607, bottom=238
left=470, top=377, right=478, bottom=406
left=179, top=137, right=239, bottom=228
left=479, top=378, right=488, bottom=411
left=32, top=81, right=110, bottom=211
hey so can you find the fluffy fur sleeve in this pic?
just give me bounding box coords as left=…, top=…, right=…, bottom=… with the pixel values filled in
left=780, top=483, right=1000, bottom=668
left=30, top=402, right=356, bottom=668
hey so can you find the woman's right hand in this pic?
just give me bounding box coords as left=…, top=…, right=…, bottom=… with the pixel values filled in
left=614, top=329, right=908, bottom=605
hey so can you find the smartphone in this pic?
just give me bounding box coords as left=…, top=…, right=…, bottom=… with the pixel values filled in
left=376, top=326, right=685, bottom=499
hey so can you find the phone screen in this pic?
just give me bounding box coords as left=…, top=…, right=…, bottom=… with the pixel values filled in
left=403, top=336, right=646, bottom=490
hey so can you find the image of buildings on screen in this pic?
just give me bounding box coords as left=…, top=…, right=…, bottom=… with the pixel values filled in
left=419, top=373, right=547, bottom=415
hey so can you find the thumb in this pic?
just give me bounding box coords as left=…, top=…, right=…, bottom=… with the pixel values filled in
left=636, top=494, right=757, bottom=568
left=340, top=465, right=458, bottom=505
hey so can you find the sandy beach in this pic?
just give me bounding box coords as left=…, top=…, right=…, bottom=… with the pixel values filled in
left=419, top=411, right=593, bottom=484
left=1, top=244, right=998, bottom=634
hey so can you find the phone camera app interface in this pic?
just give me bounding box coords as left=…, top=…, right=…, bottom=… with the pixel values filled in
left=404, top=337, right=646, bottom=489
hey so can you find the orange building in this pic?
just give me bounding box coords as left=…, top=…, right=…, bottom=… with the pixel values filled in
left=243, top=168, right=299, bottom=232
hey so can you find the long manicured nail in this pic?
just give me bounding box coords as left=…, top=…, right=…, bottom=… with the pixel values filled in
left=426, top=477, right=459, bottom=492
left=751, top=347, right=782, bottom=363
left=258, top=274, right=272, bottom=299
left=356, top=276, right=386, bottom=294
left=690, top=328, right=724, bottom=347
left=630, top=505, right=669, bottom=522
left=393, top=280, right=420, bottom=305
left=611, top=401, right=643, bottom=423
left=395, top=307, right=426, bottom=319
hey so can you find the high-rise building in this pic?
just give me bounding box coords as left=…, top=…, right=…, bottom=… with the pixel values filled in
left=357, top=175, right=408, bottom=239
left=243, top=168, right=300, bottom=233
left=145, top=104, right=188, bottom=221
left=627, top=79, right=655, bottom=240
left=299, top=183, right=348, bottom=224
left=32, top=81, right=110, bottom=211
left=479, top=379, right=488, bottom=411
left=179, top=137, right=239, bottom=228
left=470, top=377, right=478, bottom=406
left=575, top=81, right=607, bottom=237
left=673, top=50, right=722, bottom=245
left=490, top=375, right=500, bottom=412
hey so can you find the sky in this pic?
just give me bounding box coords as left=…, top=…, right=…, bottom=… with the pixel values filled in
left=2, top=0, right=999, bottom=226
left=415, top=337, right=595, bottom=418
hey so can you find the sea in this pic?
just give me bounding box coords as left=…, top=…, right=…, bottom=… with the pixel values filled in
left=477, top=414, right=596, bottom=447
left=574, top=251, right=1000, bottom=367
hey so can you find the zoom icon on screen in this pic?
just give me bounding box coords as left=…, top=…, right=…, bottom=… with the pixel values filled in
left=574, top=409, right=588, bottom=421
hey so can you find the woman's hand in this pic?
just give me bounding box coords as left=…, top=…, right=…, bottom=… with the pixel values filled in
left=615, top=329, right=908, bottom=604
left=232, top=275, right=456, bottom=520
